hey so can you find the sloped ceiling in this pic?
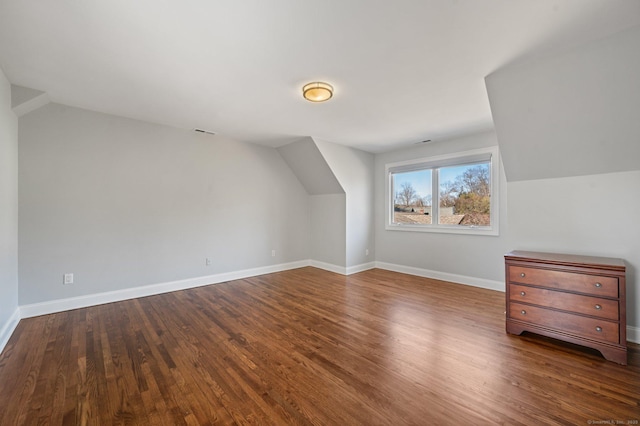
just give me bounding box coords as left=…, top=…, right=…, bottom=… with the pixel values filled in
left=486, top=25, right=640, bottom=182
left=277, top=137, right=344, bottom=195
left=10, top=85, right=50, bottom=117
left=1, top=1, right=639, bottom=152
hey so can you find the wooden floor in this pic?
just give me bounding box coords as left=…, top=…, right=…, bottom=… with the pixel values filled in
left=1, top=268, right=638, bottom=425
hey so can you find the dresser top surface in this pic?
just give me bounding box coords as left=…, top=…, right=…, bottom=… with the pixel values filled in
left=505, top=250, right=625, bottom=271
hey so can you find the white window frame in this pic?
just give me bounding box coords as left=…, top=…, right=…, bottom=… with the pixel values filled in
left=385, top=146, right=500, bottom=236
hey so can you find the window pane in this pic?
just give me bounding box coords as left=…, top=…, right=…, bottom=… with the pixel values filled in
left=392, top=169, right=432, bottom=224
left=438, top=163, right=490, bottom=226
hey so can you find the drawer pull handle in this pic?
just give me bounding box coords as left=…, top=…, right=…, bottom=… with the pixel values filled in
left=520, top=310, right=526, bottom=315
left=595, top=326, right=602, bottom=332
left=520, top=291, right=526, bottom=296
left=595, top=304, right=602, bottom=310
left=520, top=273, right=526, bottom=277
left=594, top=282, right=602, bottom=288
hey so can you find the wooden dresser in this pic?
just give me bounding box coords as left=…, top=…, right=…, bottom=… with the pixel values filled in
left=505, top=250, right=627, bottom=364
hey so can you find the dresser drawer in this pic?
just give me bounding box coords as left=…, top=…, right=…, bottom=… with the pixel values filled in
left=508, top=266, right=618, bottom=298
left=509, top=284, right=619, bottom=321
left=509, top=302, right=619, bottom=344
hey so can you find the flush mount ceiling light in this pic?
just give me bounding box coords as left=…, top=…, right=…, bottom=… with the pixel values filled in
left=302, top=82, right=333, bottom=102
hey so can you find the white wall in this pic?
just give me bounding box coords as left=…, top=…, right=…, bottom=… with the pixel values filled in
left=374, top=130, right=510, bottom=288
left=0, top=68, right=19, bottom=350
left=310, top=194, right=346, bottom=267
left=18, top=103, right=310, bottom=305
left=508, top=171, right=640, bottom=329
left=315, top=139, right=375, bottom=268
left=277, top=138, right=347, bottom=269
left=486, top=25, right=640, bottom=332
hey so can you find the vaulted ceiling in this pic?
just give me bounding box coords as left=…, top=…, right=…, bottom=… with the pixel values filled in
left=1, top=1, right=639, bottom=152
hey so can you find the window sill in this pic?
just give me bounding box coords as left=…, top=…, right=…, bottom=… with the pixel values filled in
left=385, top=223, right=499, bottom=236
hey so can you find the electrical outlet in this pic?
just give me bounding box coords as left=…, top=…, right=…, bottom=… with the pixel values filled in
left=63, top=273, right=74, bottom=285
left=271, top=250, right=276, bottom=257
left=206, top=258, right=212, bottom=266
left=366, top=249, right=369, bottom=256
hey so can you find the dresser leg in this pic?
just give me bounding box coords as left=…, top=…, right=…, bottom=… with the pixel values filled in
left=506, top=320, right=525, bottom=336
left=598, top=346, right=627, bottom=365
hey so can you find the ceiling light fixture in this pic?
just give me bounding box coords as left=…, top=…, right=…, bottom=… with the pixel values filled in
left=302, top=82, right=333, bottom=102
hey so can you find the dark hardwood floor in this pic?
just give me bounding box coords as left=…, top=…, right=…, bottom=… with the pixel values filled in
left=0, top=267, right=638, bottom=425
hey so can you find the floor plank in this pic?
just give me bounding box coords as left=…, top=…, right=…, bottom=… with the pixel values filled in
left=1, top=267, right=638, bottom=425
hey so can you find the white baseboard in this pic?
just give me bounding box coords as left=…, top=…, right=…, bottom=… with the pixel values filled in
left=309, top=260, right=376, bottom=276
left=628, top=326, right=640, bottom=344
left=374, top=261, right=505, bottom=292
left=20, top=260, right=310, bottom=319
left=309, top=260, right=346, bottom=275
left=346, top=262, right=376, bottom=275
left=0, top=307, right=21, bottom=355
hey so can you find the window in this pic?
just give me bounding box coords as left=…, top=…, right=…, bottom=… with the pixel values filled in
left=385, top=146, right=499, bottom=235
